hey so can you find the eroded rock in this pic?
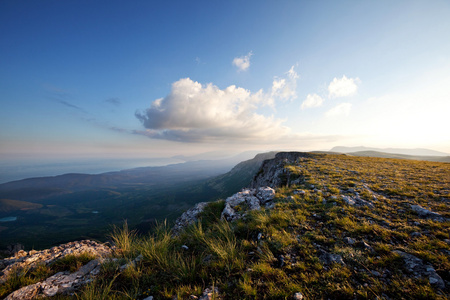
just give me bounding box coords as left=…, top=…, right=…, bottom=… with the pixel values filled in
left=221, top=187, right=276, bottom=221
left=0, top=240, right=112, bottom=285
left=410, top=205, right=444, bottom=221
left=172, top=202, right=209, bottom=235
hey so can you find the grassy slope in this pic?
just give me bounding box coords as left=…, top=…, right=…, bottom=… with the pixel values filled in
left=50, top=153, right=448, bottom=300
left=0, top=199, right=43, bottom=213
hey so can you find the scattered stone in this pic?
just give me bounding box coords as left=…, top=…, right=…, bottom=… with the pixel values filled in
left=344, top=237, right=356, bottom=245
left=198, top=286, right=221, bottom=300
left=294, top=190, right=306, bottom=195
left=341, top=194, right=374, bottom=208
left=410, top=205, right=444, bottom=221
left=342, top=195, right=356, bottom=206
left=371, top=270, right=381, bottom=277
left=410, top=232, right=422, bottom=238
left=319, top=249, right=345, bottom=265
left=293, top=292, right=304, bottom=300
left=359, top=241, right=376, bottom=254
left=394, top=250, right=445, bottom=290
left=143, top=296, right=154, bottom=300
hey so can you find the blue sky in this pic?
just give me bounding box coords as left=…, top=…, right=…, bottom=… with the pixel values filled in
left=1, top=0, right=450, bottom=161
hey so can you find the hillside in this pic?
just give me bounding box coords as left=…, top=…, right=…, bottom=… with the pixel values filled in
left=1, top=152, right=448, bottom=299
left=0, top=153, right=274, bottom=250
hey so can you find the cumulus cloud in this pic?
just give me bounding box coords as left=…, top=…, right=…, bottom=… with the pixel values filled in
left=270, top=66, right=299, bottom=102
left=328, top=75, right=360, bottom=98
left=135, top=78, right=289, bottom=142
left=301, top=94, right=324, bottom=109
left=232, top=51, right=253, bottom=71
left=325, top=103, right=352, bottom=117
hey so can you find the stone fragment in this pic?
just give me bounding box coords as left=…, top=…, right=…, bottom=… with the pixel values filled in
left=319, top=249, right=345, bottom=265
left=293, top=292, right=304, bottom=300
left=410, top=205, right=444, bottom=221
left=172, top=202, right=209, bottom=235
left=410, top=232, right=422, bottom=238
left=221, top=187, right=276, bottom=221
left=344, top=237, right=355, bottom=245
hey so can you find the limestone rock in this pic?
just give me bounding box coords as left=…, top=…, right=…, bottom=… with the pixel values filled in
left=1, top=240, right=112, bottom=299
left=293, top=292, right=304, bottom=300
left=198, top=286, right=221, bottom=300
left=394, top=250, right=445, bottom=290
left=251, top=152, right=313, bottom=188
left=410, top=205, right=444, bottom=221
left=221, top=187, right=276, bottom=221
left=0, top=240, right=112, bottom=285
left=319, top=249, right=345, bottom=265
left=172, top=202, right=209, bottom=235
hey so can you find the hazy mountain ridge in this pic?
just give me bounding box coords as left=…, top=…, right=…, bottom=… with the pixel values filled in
left=331, top=146, right=449, bottom=156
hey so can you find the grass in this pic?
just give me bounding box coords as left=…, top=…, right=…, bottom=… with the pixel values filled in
left=2, top=153, right=449, bottom=299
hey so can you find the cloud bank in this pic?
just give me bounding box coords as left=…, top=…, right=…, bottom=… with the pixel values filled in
left=135, top=78, right=290, bottom=142
left=328, top=75, right=360, bottom=98
left=232, top=51, right=253, bottom=71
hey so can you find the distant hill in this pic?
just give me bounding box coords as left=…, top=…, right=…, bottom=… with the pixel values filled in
left=347, top=150, right=450, bottom=163
left=331, top=146, right=449, bottom=157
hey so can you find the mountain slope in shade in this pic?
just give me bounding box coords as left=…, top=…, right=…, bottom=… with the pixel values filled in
left=331, top=146, right=449, bottom=157
left=0, top=199, right=43, bottom=213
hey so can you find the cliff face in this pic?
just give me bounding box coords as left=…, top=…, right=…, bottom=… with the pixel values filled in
left=251, top=152, right=313, bottom=188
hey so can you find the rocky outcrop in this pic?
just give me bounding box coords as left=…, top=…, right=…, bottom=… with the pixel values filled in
left=1, top=240, right=112, bottom=299
left=251, top=152, right=313, bottom=188
left=172, top=202, right=210, bottom=235
left=5, top=259, right=103, bottom=300
left=221, top=187, right=276, bottom=221
left=172, top=187, right=276, bottom=234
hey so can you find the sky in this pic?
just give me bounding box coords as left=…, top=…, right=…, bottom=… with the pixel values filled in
left=1, top=0, right=450, bottom=162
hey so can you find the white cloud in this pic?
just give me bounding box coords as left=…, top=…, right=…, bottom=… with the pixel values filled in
left=135, top=78, right=289, bottom=142
left=232, top=51, right=253, bottom=71
left=325, top=103, right=352, bottom=117
left=328, top=75, right=360, bottom=98
left=270, top=66, right=299, bottom=102
left=301, top=93, right=323, bottom=109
